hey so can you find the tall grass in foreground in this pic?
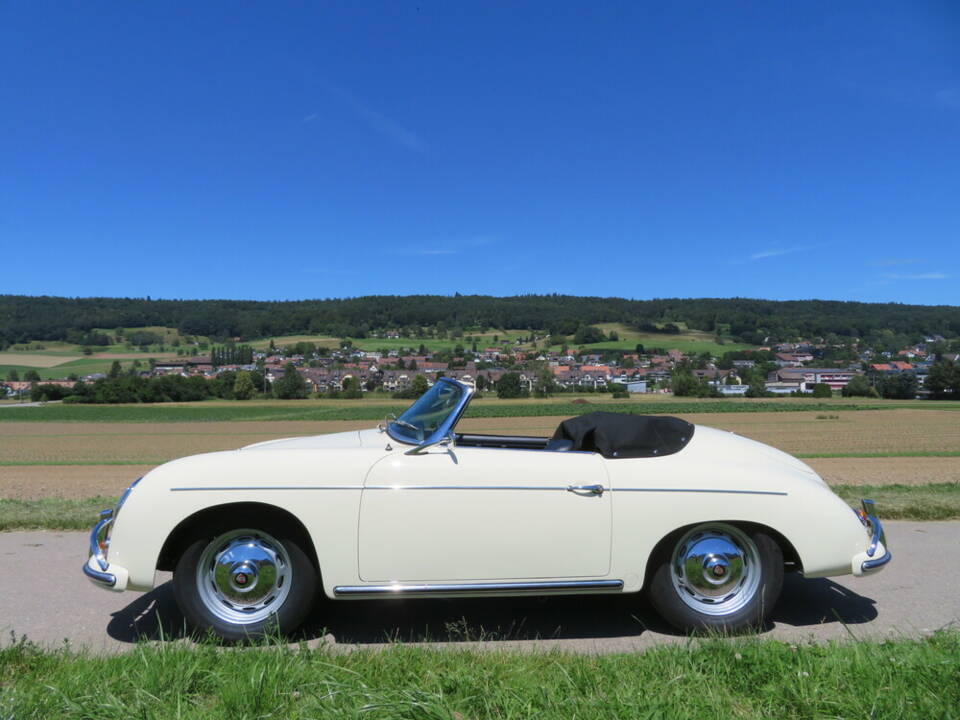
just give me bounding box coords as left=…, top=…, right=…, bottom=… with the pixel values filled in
left=1, top=631, right=957, bottom=719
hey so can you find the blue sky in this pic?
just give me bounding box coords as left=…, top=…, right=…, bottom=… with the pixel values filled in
left=2, top=1, right=958, bottom=304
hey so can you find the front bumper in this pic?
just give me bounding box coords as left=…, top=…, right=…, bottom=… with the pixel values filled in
left=851, top=498, right=892, bottom=576
left=82, top=508, right=129, bottom=591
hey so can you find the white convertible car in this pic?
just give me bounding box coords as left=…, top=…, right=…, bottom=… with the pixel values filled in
left=85, top=377, right=890, bottom=640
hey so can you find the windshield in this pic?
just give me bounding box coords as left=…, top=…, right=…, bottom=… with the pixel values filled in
left=389, top=380, right=467, bottom=445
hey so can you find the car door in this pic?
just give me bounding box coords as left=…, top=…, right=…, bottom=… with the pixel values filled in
left=358, top=444, right=611, bottom=582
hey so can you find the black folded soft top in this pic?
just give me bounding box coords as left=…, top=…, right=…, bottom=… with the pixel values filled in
left=552, top=412, right=695, bottom=459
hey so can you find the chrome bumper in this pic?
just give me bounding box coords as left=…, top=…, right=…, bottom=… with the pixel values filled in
left=83, top=509, right=117, bottom=588
left=857, top=498, right=892, bottom=574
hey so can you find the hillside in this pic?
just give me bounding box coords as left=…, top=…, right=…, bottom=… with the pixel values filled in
left=2, top=294, right=959, bottom=349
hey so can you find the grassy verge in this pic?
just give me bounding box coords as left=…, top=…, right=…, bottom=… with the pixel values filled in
left=3, top=483, right=959, bottom=531
left=0, top=400, right=905, bottom=423
left=1, top=632, right=957, bottom=719
left=0, top=496, right=116, bottom=531
left=832, top=483, right=960, bottom=520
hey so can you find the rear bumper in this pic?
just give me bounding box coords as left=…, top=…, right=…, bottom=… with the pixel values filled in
left=851, top=499, right=892, bottom=576
left=82, top=509, right=129, bottom=592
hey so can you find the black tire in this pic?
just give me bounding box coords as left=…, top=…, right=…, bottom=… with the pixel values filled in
left=648, top=523, right=783, bottom=633
left=173, top=524, right=317, bottom=642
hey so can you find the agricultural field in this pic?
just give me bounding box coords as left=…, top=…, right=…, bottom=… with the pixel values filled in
left=556, top=322, right=756, bottom=353
left=2, top=408, right=959, bottom=503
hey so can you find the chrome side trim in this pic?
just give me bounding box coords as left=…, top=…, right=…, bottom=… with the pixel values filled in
left=170, top=485, right=785, bottom=495
left=82, top=561, right=116, bottom=587
left=89, top=509, right=113, bottom=571
left=333, top=579, right=624, bottom=597
left=365, top=485, right=570, bottom=491
left=612, top=488, right=788, bottom=496
left=171, top=486, right=360, bottom=492
left=862, top=549, right=892, bottom=572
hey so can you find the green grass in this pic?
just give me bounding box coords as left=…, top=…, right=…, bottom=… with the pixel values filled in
left=0, top=399, right=913, bottom=423
left=563, top=322, right=756, bottom=353
left=0, top=496, right=117, bottom=531
left=5, top=483, right=958, bottom=531
left=1, top=632, right=957, bottom=719
left=832, top=483, right=960, bottom=521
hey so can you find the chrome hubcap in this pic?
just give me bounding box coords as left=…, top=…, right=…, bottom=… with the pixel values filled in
left=196, top=529, right=291, bottom=625
left=670, top=524, right=760, bottom=616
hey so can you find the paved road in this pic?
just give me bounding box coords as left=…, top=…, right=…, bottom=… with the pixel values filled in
left=1, top=521, right=956, bottom=653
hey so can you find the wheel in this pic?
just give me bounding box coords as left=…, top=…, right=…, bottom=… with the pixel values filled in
left=173, top=526, right=317, bottom=641
left=648, top=523, right=783, bottom=633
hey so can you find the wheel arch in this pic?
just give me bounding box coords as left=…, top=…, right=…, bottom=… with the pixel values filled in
left=642, top=520, right=803, bottom=589
left=156, top=502, right=321, bottom=577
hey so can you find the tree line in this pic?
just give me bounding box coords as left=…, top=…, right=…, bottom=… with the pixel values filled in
left=3, top=294, right=960, bottom=348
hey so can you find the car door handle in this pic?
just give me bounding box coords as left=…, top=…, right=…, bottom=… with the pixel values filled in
left=567, top=484, right=605, bottom=496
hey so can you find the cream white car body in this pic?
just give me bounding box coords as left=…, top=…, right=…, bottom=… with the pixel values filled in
left=85, top=378, right=889, bottom=630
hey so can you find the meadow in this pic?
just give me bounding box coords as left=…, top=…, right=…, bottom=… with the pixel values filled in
left=1, top=631, right=957, bottom=719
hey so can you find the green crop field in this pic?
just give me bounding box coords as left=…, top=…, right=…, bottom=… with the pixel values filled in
left=0, top=398, right=919, bottom=423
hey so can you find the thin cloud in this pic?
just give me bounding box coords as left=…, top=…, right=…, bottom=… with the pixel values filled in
left=867, top=258, right=922, bottom=268
left=321, top=83, right=426, bottom=152
left=303, top=113, right=319, bottom=123
left=389, top=235, right=496, bottom=257
left=882, top=272, right=949, bottom=280
left=749, top=247, right=808, bottom=261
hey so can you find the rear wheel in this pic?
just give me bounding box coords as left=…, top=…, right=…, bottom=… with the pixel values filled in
left=648, top=523, right=783, bottom=633
left=173, top=526, right=317, bottom=641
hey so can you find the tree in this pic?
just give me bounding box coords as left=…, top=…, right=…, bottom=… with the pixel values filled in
left=410, top=374, right=429, bottom=397
left=109, top=360, right=123, bottom=379
left=573, top=325, right=606, bottom=345
left=274, top=363, right=309, bottom=399
left=670, top=368, right=701, bottom=397
left=23, top=369, right=41, bottom=382
left=341, top=376, right=363, bottom=399
left=533, top=369, right=556, bottom=398
left=744, top=379, right=770, bottom=398
left=233, top=371, right=256, bottom=400
left=496, top=372, right=526, bottom=399
left=842, top=375, right=876, bottom=398
left=810, top=383, right=833, bottom=398
left=925, top=360, right=960, bottom=400
left=877, top=372, right=918, bottom=400
left=6, top=369, right=18, bottom=382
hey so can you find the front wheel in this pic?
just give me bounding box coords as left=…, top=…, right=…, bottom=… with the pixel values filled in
left=648, top=523, right=783, bottom=633
left=173, top=527, right=317, bottom=641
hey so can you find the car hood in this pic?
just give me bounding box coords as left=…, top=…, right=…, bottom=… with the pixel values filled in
left=241, top=428, right=383, bottom=451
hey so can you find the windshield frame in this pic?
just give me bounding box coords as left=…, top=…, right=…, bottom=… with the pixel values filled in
left=386, top=377, right=474, bottom=449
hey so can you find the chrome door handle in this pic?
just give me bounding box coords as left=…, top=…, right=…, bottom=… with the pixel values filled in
left=567, top=484, right=605, bottom=496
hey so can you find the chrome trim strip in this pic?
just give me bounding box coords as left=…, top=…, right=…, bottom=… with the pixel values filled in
left=171, top=486, right=360, bottom=492
left=170, top=485, right=785, bottom=495
left=89, top=509, right=113, bottom=571
left=82, top=561, right=116, bottom=587
left=365, top=485, right=570, bottom=491
left=612, top=488, right=788, bottom=496
left=333, top=579, right=624, bottom=597
left=861, top=549, right=892, bottom=572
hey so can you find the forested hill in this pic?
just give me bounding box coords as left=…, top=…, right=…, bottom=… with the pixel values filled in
left=2, top=294, right=959, bottom=346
